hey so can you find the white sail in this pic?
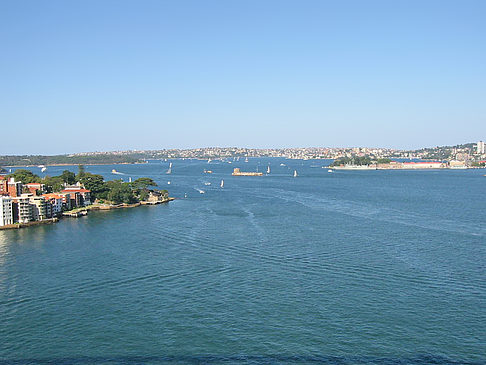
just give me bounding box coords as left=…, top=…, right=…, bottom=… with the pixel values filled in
left=166, top=162, right=172, bottom=174
left=220, top=179, right=224, bottom=188
left=267, top=166, right=270, bottom=174
left=293, top=170, right=298, bottom=177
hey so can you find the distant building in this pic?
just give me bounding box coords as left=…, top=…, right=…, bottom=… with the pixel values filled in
left=29, top=196, right=49, bottom=221
left=58, top=192, right=72, bottom=210
left=477, top=141, right=485, bottom=154
left=0, top=176, right=8, bottom=196
left=401, top=161, right=444, bottom=169
left=0, top=196, right=13, bottom=226
left=42, top=194, right=64, bottom=216
left=12, top=194, right=33, bottom=223
left=61, top=186, right=91, bottom=206
left=7, top=178, right=23, bottom=197
left=24, top=183, right=45, bottom=196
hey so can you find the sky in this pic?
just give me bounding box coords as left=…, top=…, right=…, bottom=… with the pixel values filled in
left=0, top=0, right=485, bottom=155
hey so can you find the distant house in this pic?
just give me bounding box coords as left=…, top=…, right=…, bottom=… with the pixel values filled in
left=42, top=194, right=64, bottom=216
left=24, top=182, right=46, bottom=196
left=61, top=185, right=91, bottom=206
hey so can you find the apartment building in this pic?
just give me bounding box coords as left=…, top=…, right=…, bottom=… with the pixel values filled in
left=0, top=196, right=13, bottom=226
left=29, top=196, right=50, bottom=221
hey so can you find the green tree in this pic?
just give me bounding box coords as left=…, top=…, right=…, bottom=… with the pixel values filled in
left=132, top=177, right=157, bottom=190
left=77, top=165, right=86, bottom=180
left=79, top=173, right=107, bottom=199
left=43, top=176, right=64, bottom=192
left=8, top=169, right=41, bottom=183
left=106, top=180, right=137, bottom=204
left=377, top=158, right=391, bottom=164
left=60, top=170, right=76, bottom=185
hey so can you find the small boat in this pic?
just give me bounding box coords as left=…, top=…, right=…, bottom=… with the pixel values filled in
left=204, top=169, right=213, bottom=174
left=112, top=169, right=123, bottom=175
left=38, top=165, right=45, bottom=168
left=204, top=182, right=211, bottom=186
left=197, top=189, right=205, bottom=194
left=167, top=181, right=171, bottom=185
left=293, top=170, right=298, bottom=177
left=184, top=193, right=187, bottom=198
left=220, top=179, right=224, bottom=188
left=328, top=169, right=333, bottom=173
left=129, top=177, right=132, bottom=182
left=41, top=167, right=47, bottom=173
left=166, top=162, right=172, bottom=174
left=280, top=163, right=286, bottom=166
left=245, top=157, right=249, bottom=163
left=267, top=165, right=270, bottom=174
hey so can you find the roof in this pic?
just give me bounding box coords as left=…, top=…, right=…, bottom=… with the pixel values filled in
left=60, top=189, right=91, bottom=193
left=42, top=194, right=63, bottom=199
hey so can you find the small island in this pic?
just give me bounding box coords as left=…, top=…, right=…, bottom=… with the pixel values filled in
left=0, top=165, right=171, bottom=230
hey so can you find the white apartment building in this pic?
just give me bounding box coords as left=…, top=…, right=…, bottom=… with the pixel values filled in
left=477, top=141, right=485, bottom=154
left=14, top=195, right=33, bottom=223
left=0, top=196, right=13, bottom=226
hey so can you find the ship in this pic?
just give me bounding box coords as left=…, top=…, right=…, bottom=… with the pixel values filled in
left=232, top=168, right=263, bottom=176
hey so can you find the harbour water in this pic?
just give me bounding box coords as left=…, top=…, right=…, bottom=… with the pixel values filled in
left=1, top=159, right=485, bottom=364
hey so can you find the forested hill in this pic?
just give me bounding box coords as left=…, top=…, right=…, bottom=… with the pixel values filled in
left=0, top=154, right=144, bottom=166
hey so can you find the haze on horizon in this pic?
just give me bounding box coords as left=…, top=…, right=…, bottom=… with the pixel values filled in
left=1, top=0, right=485, bottom=155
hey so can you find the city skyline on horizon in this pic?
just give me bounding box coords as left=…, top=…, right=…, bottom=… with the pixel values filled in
left=1, top=139, right=484, bottom=157
left=1, top=0, right=485, bottom=155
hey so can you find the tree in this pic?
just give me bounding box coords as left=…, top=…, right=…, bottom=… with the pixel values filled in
left=60, top=170, right=76, bottom=185
left=105, top=180, right=137, bottom=204
left=79, top=173, right=107, bottom=199
left=377, top=158, right=391, bottom=164
left=132, top=177, right=157, bottom=190
left=43, top=176, right=64, bottom=193
left=8, top=169, right=41, bottom=183
left=77, top=165, right=86, bottom=180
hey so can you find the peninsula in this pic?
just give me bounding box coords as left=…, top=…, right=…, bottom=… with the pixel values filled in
left=0, top=166, right=170, bottom=230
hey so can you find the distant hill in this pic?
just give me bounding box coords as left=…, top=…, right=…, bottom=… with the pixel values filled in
left=0, top=154, right=143, bottom=166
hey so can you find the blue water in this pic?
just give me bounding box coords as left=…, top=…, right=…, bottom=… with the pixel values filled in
left=1, top=159, right=485, bottom=364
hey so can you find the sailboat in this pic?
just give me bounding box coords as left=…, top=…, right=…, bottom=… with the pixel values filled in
left=41, top=167, right=47, bottom=173
left=293, top=170, right=298, bottom=177
left=245, top=157, right=249, bottom=162
left=166, top=162, right=172, bottom=174
left=266, top=165, right=270, bottom=174
left=220, top=179, right=224, bottom=188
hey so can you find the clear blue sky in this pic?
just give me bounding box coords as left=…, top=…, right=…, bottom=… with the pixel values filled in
left=1, top=0, right=485, bottom=154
